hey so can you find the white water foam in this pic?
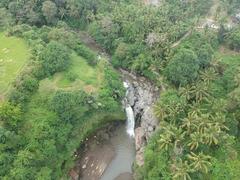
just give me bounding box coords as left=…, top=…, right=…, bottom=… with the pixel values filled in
left=123, top=81, right=135, bottom=137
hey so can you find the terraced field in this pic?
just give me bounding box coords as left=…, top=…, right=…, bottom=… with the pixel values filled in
left=0, top=32, right=30, bottom=98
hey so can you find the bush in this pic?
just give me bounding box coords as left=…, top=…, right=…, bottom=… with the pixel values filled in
left=165, top=48, right=200, bottom=86
left=66, top=72, right=78, bottom=82
left=227, top=28, right=240, bottom=51
left=39, top=41, right=70, bottom=75
left=74, top=44, right=97, bottom=66
left=197, top=43, right=214, bottom=68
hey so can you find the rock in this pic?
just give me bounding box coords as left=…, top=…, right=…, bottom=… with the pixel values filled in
left=69, top=169, right=79, bottom=180
left=82, top=164, right=87, bottom=169
left=121, top=69, right=160, bottom=167
left=136, top=147, right=144, bottom=166
left=135, top=127, right=145, bottom=151
left=148, top=126, right=153, bottom=132
left=102, top=132, right=110, bottom=141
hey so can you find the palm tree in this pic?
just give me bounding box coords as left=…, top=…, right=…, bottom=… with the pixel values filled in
left=191, top=82, right=210, bottom=103
left=158, top=124, right=185, bottom=152
left=187, top=152, right=212, bottom=174
left=187, top=132, right=202, bottom=150
left=200, top=68, right=218, bottom=85
left=158, top=133, right=172, bottom=151
left=179, top=85, right=193, bottom=101
left=172, top=159, right=192, bottom=180
left=196, top=113, right=211, bottom=134
left=154, top=103, right=167, bottom=121
left=181, top=111, right=198, bottom=133
left=158, top=122, right=174, bottom=151
left=202, top=125, right=220, bottom=145
left=211, top=113, right=229, bottom=131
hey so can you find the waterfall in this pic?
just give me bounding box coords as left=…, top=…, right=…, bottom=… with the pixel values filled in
left=123, top=82, right=135, bottom=137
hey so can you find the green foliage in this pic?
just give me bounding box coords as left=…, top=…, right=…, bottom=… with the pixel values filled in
left=0, top=8, right=13, bottom=30
left=48, top=28, right=78, bottom=49
left=165, top=48, right=200, bottom=86
left=42, top=1, right=57, bottom=24
left=99, top=66, right=125, bottom=111
left=227, top=27, right=240, bottom=51
left=66, top=72, right=78, bottom=82
left=51, top=91, right=89, bottom=123
left=155, top=89, right=187, bottom=122
left=197, top=44, right=214, bottom=68
left=0, top=102, right=22, bottom=129
left=74, top=44, right=97, bottom=66
left=39, top=41, right=70, bottom=75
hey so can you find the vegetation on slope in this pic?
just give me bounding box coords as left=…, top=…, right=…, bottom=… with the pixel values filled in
left=0, top=0, right=240, bottom=179
left=0, top=33, right=30, bottom=97
left=0, top=21, right=125, bottom=179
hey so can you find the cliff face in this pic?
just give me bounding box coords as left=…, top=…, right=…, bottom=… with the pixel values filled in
left=120, top=69, right=160, bottom=166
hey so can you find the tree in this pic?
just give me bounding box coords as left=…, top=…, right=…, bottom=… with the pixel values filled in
left=227, top=28, right=240, bottom=51
left=179, top=85, right=193, bottom=101
left=172, top=159, right=192, bottom=180
left=0, top=8, right=13, bottom=29
left=200, top=68, right=218, bottom=85
left=165, top=48, right=200, bottom=86
left=181, top=111, right=198, bottom=133
left=187, top=132, right=202, bottom=150
left=39, top=41, right=70, bottom=75
left=191, top=81, right=210, bottom=103
left=42, top=1, right=57, bottom=24
left=0, top=102, right=22, bottom=129
left=187, top=152, right=212, bottom=174
left=197, top=44, right=214, bottom=68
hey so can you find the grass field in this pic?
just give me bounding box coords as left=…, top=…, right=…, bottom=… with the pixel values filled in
left=39, top=52, right=105, bottom=94
left=0, top=32, right=30, bottom=97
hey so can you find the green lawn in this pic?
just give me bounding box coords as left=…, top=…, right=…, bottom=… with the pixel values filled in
left=39, top=52, right=105, bottom=94
left=0, top=32, right=30, bottom=97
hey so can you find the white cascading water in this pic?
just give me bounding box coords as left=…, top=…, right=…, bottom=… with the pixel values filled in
left=123, top=82, right=135, bottom=137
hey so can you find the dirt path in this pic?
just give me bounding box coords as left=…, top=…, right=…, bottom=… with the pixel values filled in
left=171, top=31, right=192, bottom=48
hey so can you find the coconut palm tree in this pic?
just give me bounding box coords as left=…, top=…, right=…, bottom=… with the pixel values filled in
left=172, top=159, right=192, bottom=180
left=196, top=113, right=211, bottom=134
left=211, top=113, right=229, bottom=131
left=181, top=111, right=198, bottom=133
left=200, top=68, right=218, bottom=85
left=191, top=82, right=210, bottom=103
left=179, top=84, right=193, bottom=101
left=202, top=125, right=220, bottom=145
left=187, top=132, right=202, bottom=150
left=154, top=103, right=167, bottom=121
left=187, top=152, right=212, bottom=174
left=158, top=133, right=173, bottom=151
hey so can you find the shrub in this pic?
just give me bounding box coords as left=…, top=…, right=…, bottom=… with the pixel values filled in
left=165, top=48, right=199, bottom=86
left=66, top=72, right=78, bottom=82
left=39, top=41, right=70, bottom=75
left=74, top=44, right=97, bottom=66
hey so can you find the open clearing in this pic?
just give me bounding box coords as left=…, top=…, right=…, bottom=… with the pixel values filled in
left=0, top=32, right=30, bottom=97
left=39, top=52, right=105, bottom=94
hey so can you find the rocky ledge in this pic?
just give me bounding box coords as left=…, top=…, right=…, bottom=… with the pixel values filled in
left=120, top=69, right=160, bottom=166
